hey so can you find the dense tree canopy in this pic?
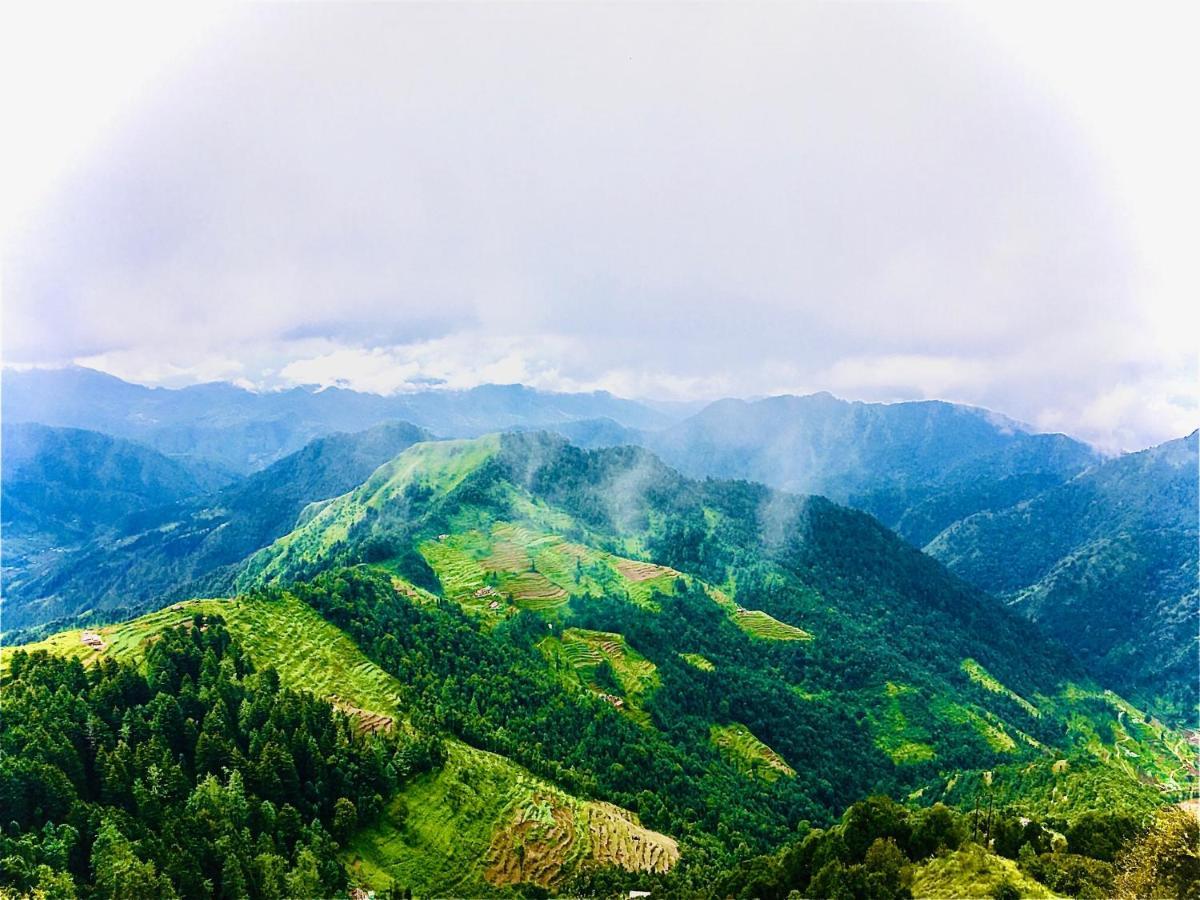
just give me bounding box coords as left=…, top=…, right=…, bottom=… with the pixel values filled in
left=0, top=617, right=440, bottom=898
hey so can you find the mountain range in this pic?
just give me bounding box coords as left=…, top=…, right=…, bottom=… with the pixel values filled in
left=3, top=371, right=1195, bottom=720
left=548, top=396, right=1197, bottom=720
left=1, top=370, right=1195, bottom=897
left=927, top=431, right=1199, bottom=717
left=1, top=366, right=669, bottom=475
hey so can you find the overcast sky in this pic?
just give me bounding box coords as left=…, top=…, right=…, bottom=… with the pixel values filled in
left=2, top=2, right=1196, bottom=451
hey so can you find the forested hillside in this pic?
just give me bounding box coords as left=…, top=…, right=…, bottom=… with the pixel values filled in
left=1, top=422, right=428, bottom=635
left=637, top=393, right=1100, bottom=542
left=5, top=562, right=1192, bottom=897
left=239, top=434, right=1194, bottom=841
left=928, top=431, right=1200, bottom=720
left=3, top=430, right=1194, bottom=898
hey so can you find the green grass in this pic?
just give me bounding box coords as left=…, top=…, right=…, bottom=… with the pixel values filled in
left=867, top=683, right=937, bottom=765
left=962, top=658, right=1041, bottom=718
left=910, top=843, right=1054, bottom=898
left=541, top=629, right=660, bottom=724
left=242, top=436, right=501, bottom=586
left=733, top=608, right=812, bottom=641
left=679, top=652, right=715, bottom=672
left=11, top=593, right=679, bottom=895
left=932, top=697, right=1018, bottom=754
left=710, top=723, right=796, bottom=781
left=3, top=593, right=408, bottom=721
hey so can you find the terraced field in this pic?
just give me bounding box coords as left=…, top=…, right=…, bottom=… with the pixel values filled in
left=733, top=608, right=812, bottom=641
left=481, top=538, right=532, bottom=573
left=962, top=658, right=1041, bottom=718
left=12, top=593, right=679, bottom=897
left=614, top=559, right=678, bottom=583
left=542, top=628, right=661, bottom=722
left=932, top=697, right=1018, bottom=754
left=506, top=571, right=568, bottom=609
left=703, top=585, right=813, bottom=641
left=346, top=741, right=678, bottom=895
left=3, top=593, right=408, bottom=721
left=419, top=538, right=490, bottom=607
left=867, top=682, right=937, bottom=765
left=416, top=514, right=827, bottom=634
left=679, top=652, right=715, bottom=672
left=1050, top=685, right=1198, bottom=795
left=710, top=723, right=796, bottom=781
left=585, top=802, right=678, bottom=879
left=419, top=519, right=693, bottom=616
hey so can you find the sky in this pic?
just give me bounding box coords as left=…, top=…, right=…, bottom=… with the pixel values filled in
left=2, top=2, right=1196, bottom=452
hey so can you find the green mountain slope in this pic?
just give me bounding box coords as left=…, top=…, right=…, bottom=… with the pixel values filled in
left=240, top=434, right=1192, bottom=836
left=1, top=424, right=222, bottom=623
left=638, top=393, right=1101, bottom=542
left=3, top=591, right=678, bottom=896
left=927, top=431, right=1199, bottom=720
left=4, top=431, right=1192, bottom=897
left=2, top=422, right=428, bottom=634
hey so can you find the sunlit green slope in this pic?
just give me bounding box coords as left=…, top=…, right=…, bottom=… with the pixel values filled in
left=237, top=433, right=1196, bottom=830
left=3, top=592, right=677, bottom=896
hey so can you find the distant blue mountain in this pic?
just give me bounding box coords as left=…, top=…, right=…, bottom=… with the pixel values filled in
left=1, top=421, right=429, bottom=632
left=1, top=367, right=669, bottom=474
left=602, top=393, right=1102, bottom=542
left=927, top=431, right=1199, bottom=718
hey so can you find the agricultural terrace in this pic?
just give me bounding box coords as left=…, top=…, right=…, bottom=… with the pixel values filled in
left=865, top=682, right=937, bottom=766
left=2, top=594, right=408, bottom=724
left=541, top=628, right=660, bottom=722
left=931, top=697, right=1018, bottom=754
left=733, top=609, right=811, bottom=641
left=419, top=519, right=693, bottom=615
left=705, top=585, right=813, bottom=641
left=1050, top=685, right=1200, bottom=796
left=345, top=741, right=677, bottom=895
left=10, top=592, right=679, bottom=898
left=710, top=723, right=796, bottom=782
left=679, top=652, right=715, bottom=672
left=961, top=658, right=1041, bottom=717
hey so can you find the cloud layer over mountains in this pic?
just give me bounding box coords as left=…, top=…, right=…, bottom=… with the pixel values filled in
left=5, top=3, right=1195, bottom=451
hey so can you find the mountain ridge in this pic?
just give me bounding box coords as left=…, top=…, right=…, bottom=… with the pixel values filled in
left=1, top=421, right=429, bottom=633
left=926, top=430, right=1200, bottom=719
left=1, top=366, right=670, bottom=474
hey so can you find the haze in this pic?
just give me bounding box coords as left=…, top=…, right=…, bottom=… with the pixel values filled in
left=2, top=2, right=1196, bottom=452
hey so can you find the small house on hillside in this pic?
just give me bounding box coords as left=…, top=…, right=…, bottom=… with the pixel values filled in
left=81, top=631, right=105, bottom=650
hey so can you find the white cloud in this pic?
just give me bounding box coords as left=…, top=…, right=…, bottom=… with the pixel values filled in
left=3, top=3, right=1195, bottom=451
